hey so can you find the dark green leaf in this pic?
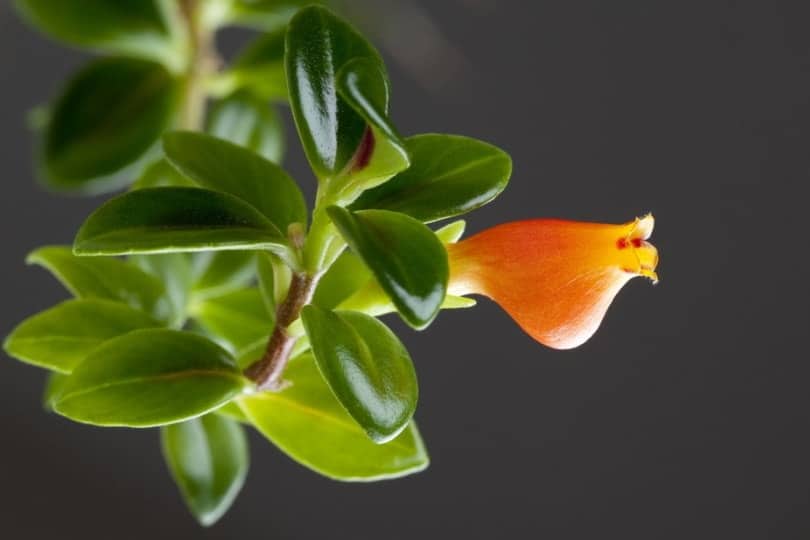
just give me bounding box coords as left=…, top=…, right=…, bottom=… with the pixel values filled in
left=74, top=187, right=289, bottom=257
left=14, top=0, right=178, bottom=65
left=163, top=132, right=306, bottom=231
left=132, top=159, right=196, bottom=190
left=27, top=246, right=169, bottom=321
left=192, top=251, right=256, bottom=301
left=302, top=306, right=417, bottom=443
left=189, top=289, right=273, bottom=355
left=327, top=207, right=448, bottom=329
left=238, top=353, right=429, bottom=480
left=4, top=299, right=161, bottom=373
left=207, top=91, right=285, bottom=163
left=212, top=32, right=287, bottom=101
left=352, top=134, right=512, bottom=223
left=285, top=6, right=385, bottom=178
left=162, top=414, right=249, bottom=527
left=43, top=57, right=179, bottom=193
left=52, top=329, right=249, bottom=427
left=312, top=250, right=371, bottom=310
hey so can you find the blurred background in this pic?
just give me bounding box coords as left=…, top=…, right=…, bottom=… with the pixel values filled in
left=1, top=1, right=809, bottom=538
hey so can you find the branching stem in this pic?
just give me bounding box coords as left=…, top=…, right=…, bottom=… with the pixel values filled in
left=245, top=272, right=318, bottom=391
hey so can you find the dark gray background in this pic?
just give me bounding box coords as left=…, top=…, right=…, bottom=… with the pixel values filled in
left=2, top=1, right=809, bottom=538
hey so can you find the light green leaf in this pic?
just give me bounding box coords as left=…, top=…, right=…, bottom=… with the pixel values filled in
left=312, top=250, right=371, bottom=310
left=207, top=91, right=285, bottom=163
left=74, top=187, right=290, bottom=258
left=352, top=134, right=512, bottom=223
left=43, top=57, right=180, bottom=193
left=224, top=0, right=310, bottom=30
left=327, top=207, right=449, bottom=329
left=189, top=289, right=273, bottom=355
left=163, top=132, right=306, bottom=232
left=435, top=220, right=467, bottom=244
left=27, top=246, right=169, bottom=321
left=161, top=414, right=249, bottom=527
left=132, top=159, right=196, bottom=190
left=192, top=251, right=257, bottom=301
left=256, top=252, right=276, bottom=317
left=52, top=329, right=250, bottom=427
left=238, top=353, right=429, bottom=481
left=4, top=299, right=161, bottom=373
left=211, top=33, right=287, bottom=101
left=131, top=253, right=194, bottom=328
left=302, top=306, right=418, bottom=443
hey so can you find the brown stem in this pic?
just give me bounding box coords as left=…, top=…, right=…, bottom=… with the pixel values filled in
left=245, top=272, right=317, bottom=391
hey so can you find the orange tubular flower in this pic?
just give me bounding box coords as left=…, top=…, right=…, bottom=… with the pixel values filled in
left=446, top=214, right=659, bottom=350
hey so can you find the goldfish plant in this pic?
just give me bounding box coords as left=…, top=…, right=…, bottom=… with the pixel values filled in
left=4, top=0, right=659, bottom=526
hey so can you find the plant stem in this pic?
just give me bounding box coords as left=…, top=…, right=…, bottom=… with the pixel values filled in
left=178, top=0, right=218, bottom=130
left=246, top=272, right=318, bottom=391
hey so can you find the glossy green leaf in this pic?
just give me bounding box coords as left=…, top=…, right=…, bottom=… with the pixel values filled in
left=206, top=91, right=285, bottom=163
left=164, top=132, right=306, bottom=232
left=302, top=306, right=417, bottom=443
left=14, top=0, right=179, bottom=66
left=162, top=414, right=249, bottom=527
left=132, top=159, right=195, bottom=190
left=312, top=250, right=371, bottom=310
left=327, top=207, right=449, bottom=329
left=325, top=58, right=410, bottom=205
left=52, top=329, right=249, bottom=427
left=211, top=32, right=287, bottom=101
left=238, top=353, right=429, bottom=480
left=189, top=288, right=273, bottom=355
left=43, top=57, right=179, bottom=193
left=352, top=134, right=512, bottom=223
left=285, top=6, right=386, bottom=179
left=74, top=187, right=289, bottom=257
left=131, top=253, right=194, bottom=328
left=4, top=299, right=161, bottom=374
left=27, top=246, right=169, bottom=321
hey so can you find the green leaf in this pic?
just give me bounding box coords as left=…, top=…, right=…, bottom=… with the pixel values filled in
left=256, top=253, right=276, bottom=317
left=4, top=299, right=161, bottom=374
left=302, top=306, right=418, bottom=443
left=206, top=91, right=285, bottom=163
left=238, top=353, right=429, bottom=481
left=214, top=401, right=249, bottom=424
left=43, top=372, right=69, bottom=410
left=327, top=207, right=449, bottom=329
left=189, top=289, right=273, bottom=355
left=74, top=187, right=290, bottom=258
left=132, top=159, right=196, bottom=190
left=211, top=32, right=287, bottom=101
left=192, top=251, right=257, bottom=301
left=312, top=250, right=371, bottom=310
left=14, top=0, right=180, bottom=66
left=435, top=219, right=467, bottom=244
left=285, top=6, right=386, bottom=179
left=131, top=253, right=194, bottom=328
left=352, top=134, right=512, bottom=223
left=225, top=0, right=310, bottom=30
left=52, top=329, right=249, bottom=427
left=161, top=414, right=249, bottom=527
left=163, top=132, right=306, bottom=232
left=43, top=57, right=180, bottom=193
left=27, top=246, right=170, bottom=321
